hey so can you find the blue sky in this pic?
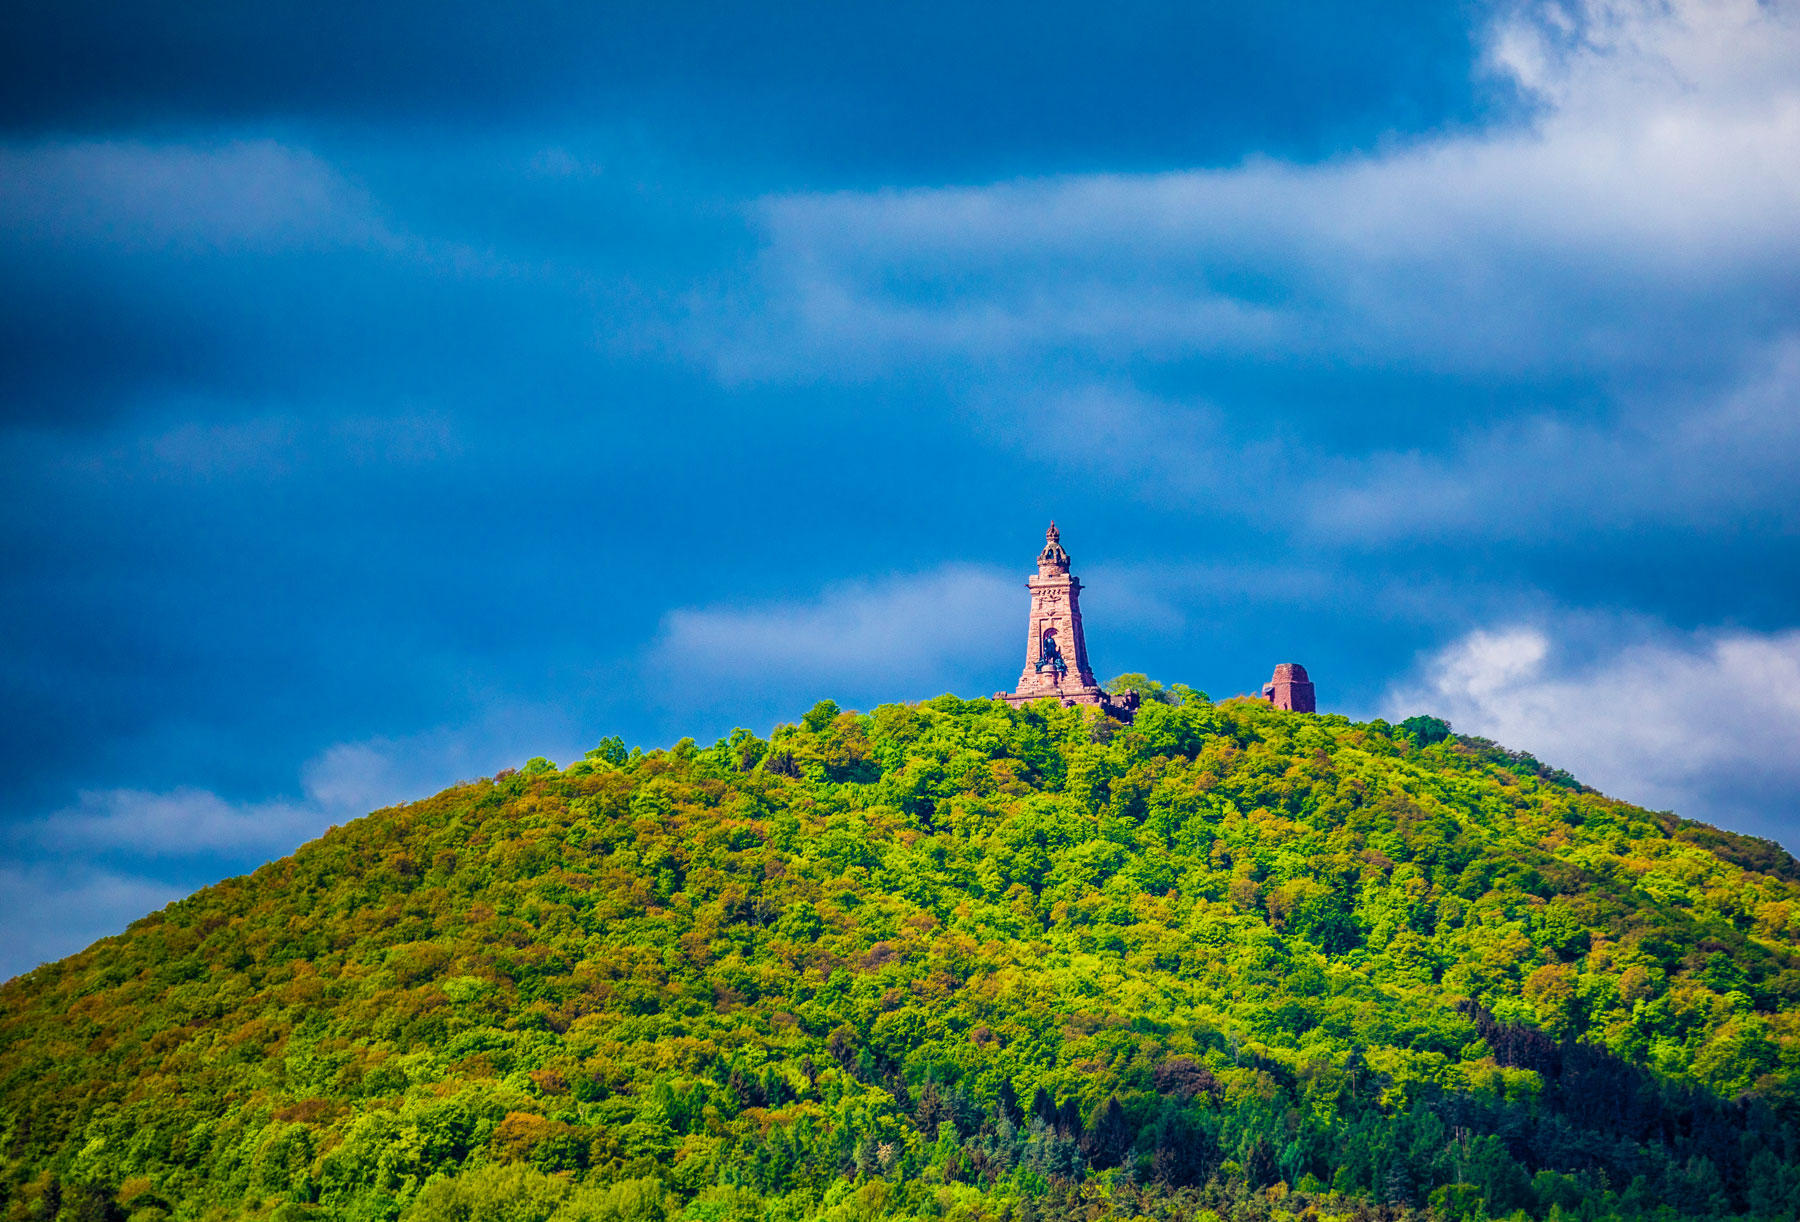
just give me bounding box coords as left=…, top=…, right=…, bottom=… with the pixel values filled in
left=3, top=0, right=1799, bottom=979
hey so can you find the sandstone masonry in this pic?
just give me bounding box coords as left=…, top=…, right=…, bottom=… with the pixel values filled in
left=1259, top=662, right=1316, bottom=712
left=996, top=523, right=1138, bottom=719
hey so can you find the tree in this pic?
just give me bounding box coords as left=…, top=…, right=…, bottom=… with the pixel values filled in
left=1397, top=715, right=1452, bottom=746
left=1104, top=673, right=1172, bottom=704
left=1083, top=1097, right=1131, bottom=1169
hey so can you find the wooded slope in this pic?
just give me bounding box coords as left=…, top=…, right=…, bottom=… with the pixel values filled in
left=6, top=691, right=1800, bottom=1222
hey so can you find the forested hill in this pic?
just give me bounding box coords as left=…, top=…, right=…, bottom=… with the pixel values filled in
left=7, top=690, right=1800, bottom=1222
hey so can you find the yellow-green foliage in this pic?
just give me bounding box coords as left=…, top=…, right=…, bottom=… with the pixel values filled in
left=5, top=692, right=1800, bottom=1222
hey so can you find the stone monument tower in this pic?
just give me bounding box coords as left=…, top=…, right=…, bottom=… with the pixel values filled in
left=1260, top=663, right=1316, bottom=712
left=997, top=523, right=1136, bottom=717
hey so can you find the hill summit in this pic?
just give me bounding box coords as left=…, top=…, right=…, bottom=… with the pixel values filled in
left=6, top=690, right=1800, bottom=1222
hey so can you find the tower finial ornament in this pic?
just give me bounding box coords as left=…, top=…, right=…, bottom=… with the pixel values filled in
left=1037, top=520, right=1071, bottom=576
left=996, top=524, right=1136, bottom=719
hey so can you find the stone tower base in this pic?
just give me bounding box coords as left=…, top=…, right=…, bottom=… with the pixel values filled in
left=995, top=686, right=1139, bottom=719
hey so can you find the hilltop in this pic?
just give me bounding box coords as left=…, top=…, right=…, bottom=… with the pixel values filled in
left=5, top=690, right=1800, bottom=1222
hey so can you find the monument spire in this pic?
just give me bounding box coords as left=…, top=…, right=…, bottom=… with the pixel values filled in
left=995, top=523, right=1136, bottom=719
left=1037, top=521, right=1070, bottom=575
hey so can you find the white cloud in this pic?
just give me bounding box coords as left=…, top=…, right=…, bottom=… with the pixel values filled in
left=1, top=713, right=576, bottom=979
left=689, top=0, right=1800, bottom=381
left=672, top=0, right=1800, bottom=538
left=1310, top=335, right=1800, bottom=540
left=29, top=737, right=430, bottom=858
left=1385, top=621, right=1800, bottom=844
left=0, top=139, right=394, bottom=254
left=0, top=863, right=188, bottom=983
left=20, top=712, right=555, bottom=862
left=35, top=786, right=333, bottom=857
left=650, top=564, right=1019, bottom=699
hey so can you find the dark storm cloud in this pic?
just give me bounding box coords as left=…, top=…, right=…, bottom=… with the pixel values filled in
left=0, top=0, right=1488, bottom=175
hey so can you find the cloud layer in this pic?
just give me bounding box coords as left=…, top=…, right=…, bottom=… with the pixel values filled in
left=1387, top=623, right=1800, bottom=844
left=683, top=0, right=1800, bottom=542
left=0, top=139, right=389, bottom=254
left=716, top=0, right=1800, bottom=371
left=651, top=565, right=1020, bottom=707
left=0, top=864, right=185, bottom=984
left=27, top=735, right=442, bottom=860
left=0, top=715, right=584, bottom=980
